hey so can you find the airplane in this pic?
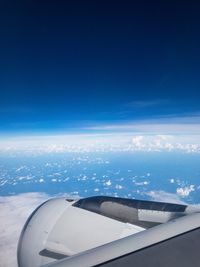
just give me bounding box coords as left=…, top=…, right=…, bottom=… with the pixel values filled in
left=17, top=195, right=200, bottom=267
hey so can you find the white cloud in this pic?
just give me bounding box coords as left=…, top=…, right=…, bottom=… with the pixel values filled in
left=176, top=185, right=195, bottom=197
left=0, top=193, right=49, bottom=267
left=94, top=188, right=100, bottom=192
left=115, top=184, right=123, bottom=190
left=145, top=190, right=187, bottom=204
left=135, top=181, right=150, bottom=186
left=16, top=166, right=27, bottom=172
left=105, top=180, right=112, bottom=186
left=132, top=136, right=144, bottom=147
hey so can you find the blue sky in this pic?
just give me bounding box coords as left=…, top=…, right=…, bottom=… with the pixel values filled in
left=0, top=1, right=200, bottom=135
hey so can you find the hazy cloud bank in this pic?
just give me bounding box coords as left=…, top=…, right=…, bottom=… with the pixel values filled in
left=0, top=133, right=199, bottom=154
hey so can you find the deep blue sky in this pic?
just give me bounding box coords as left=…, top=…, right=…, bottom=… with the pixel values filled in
left=0, top=0, right=200, bottom=135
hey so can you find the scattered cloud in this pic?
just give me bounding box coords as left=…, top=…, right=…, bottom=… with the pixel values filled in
left=104, top=180, right=112, bottom=186
left=134, top=181, right=150, bottom=186
left=176, top=185, right=195, bottom=197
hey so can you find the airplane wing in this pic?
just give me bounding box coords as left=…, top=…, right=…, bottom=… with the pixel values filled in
left=17, top=196, right=200, bottom=267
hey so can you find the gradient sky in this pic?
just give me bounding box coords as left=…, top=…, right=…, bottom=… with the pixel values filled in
left=0, top=0, right=200, bottom=135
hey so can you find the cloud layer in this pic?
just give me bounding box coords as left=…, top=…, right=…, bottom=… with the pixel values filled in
left=0, top=134, right=199, bottom=154
left=145, top=190, right=187, bottom=205
left=0, top=193, right=49, bottom=267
